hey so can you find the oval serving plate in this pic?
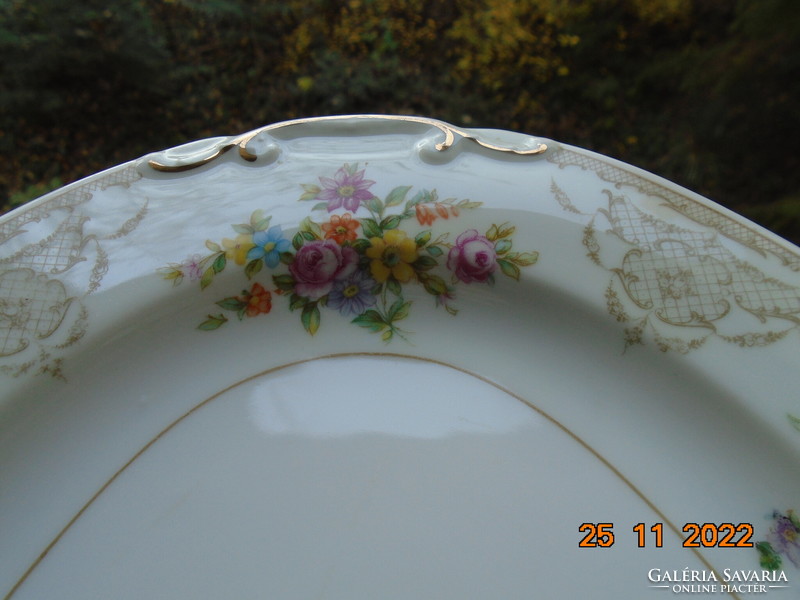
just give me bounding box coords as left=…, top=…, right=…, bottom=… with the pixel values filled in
left=1, top=115, right=799, bottom=599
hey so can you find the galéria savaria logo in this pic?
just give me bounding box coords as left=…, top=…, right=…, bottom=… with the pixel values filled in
left=647, top=568, right=790, bottom=594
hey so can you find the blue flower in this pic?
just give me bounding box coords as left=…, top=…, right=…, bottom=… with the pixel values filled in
left=327, top=270, right=377, bottom=316
left=246, top=226, right=291, bottom=268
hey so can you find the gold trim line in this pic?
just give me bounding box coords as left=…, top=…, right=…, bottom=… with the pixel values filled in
left=147, top=115, right=547, bottom=173
left=4, top=352, right=737, bottom=600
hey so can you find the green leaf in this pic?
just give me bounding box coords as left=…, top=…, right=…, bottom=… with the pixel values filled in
left=426, top=245, right=443, bottom=257
left=249, top=209, right=266, bottom=227
left=361, top=218, right=382, bottom=238
left=292, top=232, right=304, bottom=250
left=253, top=217, right=272, bottom=231
left=788, top=413, right=800, bottom=432
left=756, top=542, right=782, bottom=571
left=232, top=224, right=254, bottom=235
left=301, top=302, right=320, bottom=335
left=351, top=238, right=370, bottom=253
left=352, top=310, right=387, bottom=332
left=250, top=210, right=272, bottom=231
left=273, top=274, right=295, bottom=291
left=198, top=314, right=228, bottom=330
left=200, top=266, right=215, bottom=290
left=512, top=251, right=539, bottom=266
left=413, top=255, right=437, bottom=271
left=212, top=253, right=227, bottom=273
left=159, top=266, right=184, bottom=286
left=790, top=511, right=800, bottom=530
left=421, top=273, right=448, bottom=296
left=386, top=278, right=402, bottom=297
left=299, top=216, right=322, bottom=239
left=216, top=297, right=247, bottom=311
left=279, top=251, right=294, bottom=265
left=457, top=199, right=482, bottom=210
left=385, top=185, right=412, bottom=207
left=300, top=184, right=321, bottom=201
left=311, top=202, right=329, bottom=211
left=405, top=190, right=426, bottom=209
left=380, top=215, right=402, bottom=230
left=381, top=329, right=393, bottom=342
left=387, top=298, right=404, bottom=319
left=495, top=223, right=516, bottom=239
left=494, top=238, right=512, bottom=254
left=245, top=258, right=262, bottom=279
left=205, top=240, right=222, bottom=252
left=497, top=259, right=521, bottom=281
left=289, top=293, right=308, bottom=310
left=388, top=300, right=411, bottom=322
left=367, top=196, right=384, bottom=214
left=415, top=230, right=432, bottom=246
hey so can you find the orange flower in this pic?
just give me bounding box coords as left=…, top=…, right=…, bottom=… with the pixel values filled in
left=243, top=282, right=272, bottom=317
left=415, top=204, right=436, bottom=226
left=416, top=203, right=457, bottom=226
left=321, top=213, right=360, bottom=244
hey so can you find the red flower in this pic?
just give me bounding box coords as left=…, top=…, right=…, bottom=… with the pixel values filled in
left=243, top=282, right=272, bottom=317
left=321, top=213, right=360, bottom=244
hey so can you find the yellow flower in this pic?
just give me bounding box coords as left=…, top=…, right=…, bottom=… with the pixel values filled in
left=365, top=229, right=418, bottom=283
left=222, top=234, right=255, bottom=265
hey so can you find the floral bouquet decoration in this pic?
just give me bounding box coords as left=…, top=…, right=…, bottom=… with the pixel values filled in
left=160, top=164, right=538, bottom=341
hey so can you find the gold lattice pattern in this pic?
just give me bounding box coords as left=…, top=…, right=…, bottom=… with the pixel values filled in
left=548, top=147, right=800, bottom=272
left=549, top=169, right=800, bottom=353
left=0, top=165, right=143, bottom=379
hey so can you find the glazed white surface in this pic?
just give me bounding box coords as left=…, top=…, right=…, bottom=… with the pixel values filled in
left=1, top=116, right=798, bottom=598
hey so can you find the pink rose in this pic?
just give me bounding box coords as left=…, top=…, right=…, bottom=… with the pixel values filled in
left=289, top=240, right=358, bottom=300
left=447, top=230, right=497, bottom=283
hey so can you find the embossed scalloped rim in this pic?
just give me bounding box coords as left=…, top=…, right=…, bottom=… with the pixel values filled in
left=1, top=116, right=799, bottom=597
left=145, top=114, right=548, bottom=172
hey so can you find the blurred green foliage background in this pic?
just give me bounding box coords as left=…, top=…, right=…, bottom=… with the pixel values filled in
left=1, top=0, right=798, bottom=243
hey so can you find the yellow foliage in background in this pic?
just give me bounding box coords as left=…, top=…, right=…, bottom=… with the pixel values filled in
left=1, top=0, right=797, bottom=241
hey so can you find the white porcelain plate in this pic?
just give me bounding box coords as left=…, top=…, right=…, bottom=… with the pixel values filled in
left=1, top=116, right=799, bottom=599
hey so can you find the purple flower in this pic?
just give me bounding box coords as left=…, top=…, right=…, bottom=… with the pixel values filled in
left=317, top=166, right=376, bottom=212
left=327, top=270, right=377, bottom=316
left=180, top=254, right=204, bottom=281
left=767, top=512, right=800, bottom=568
left=289, top=239, right=358, bottom=300
left=247, top=226, right=291, bottom=268
left=447, top=229, right=497, bottom=283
